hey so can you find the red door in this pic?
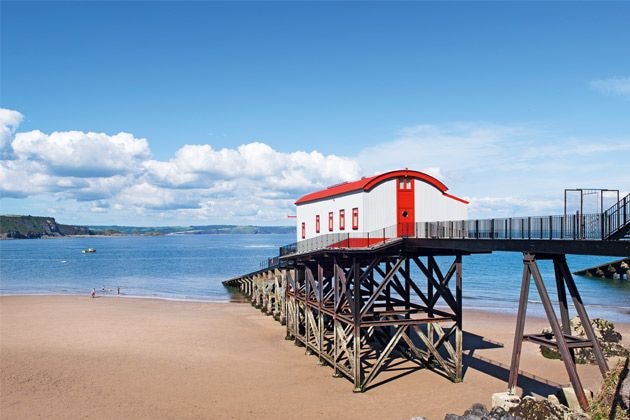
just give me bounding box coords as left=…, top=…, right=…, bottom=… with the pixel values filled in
left=396, top=177, right=415, bottom=237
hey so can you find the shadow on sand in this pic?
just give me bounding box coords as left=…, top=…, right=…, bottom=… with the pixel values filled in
left=364, top=331, right=561, bottom=397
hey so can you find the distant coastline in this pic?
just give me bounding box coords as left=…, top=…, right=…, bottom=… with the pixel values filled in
left=0, top=214, right=295, bottom=240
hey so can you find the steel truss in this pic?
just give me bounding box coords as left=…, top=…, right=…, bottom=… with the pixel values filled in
left=508, top=253, right=608, bottom=411
left=285, top=253, right=464, bottom=391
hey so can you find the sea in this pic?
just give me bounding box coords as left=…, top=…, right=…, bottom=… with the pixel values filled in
left=1, top=234, right=629, bottom=323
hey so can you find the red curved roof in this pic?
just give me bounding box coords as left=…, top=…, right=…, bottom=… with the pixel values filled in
left=295, top=169, right=468, bottom=205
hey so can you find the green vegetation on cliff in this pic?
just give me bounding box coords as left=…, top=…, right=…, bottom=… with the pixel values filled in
left=0, top=215, right=94, bottom=239
left=1, top=215, right=296, bottom=239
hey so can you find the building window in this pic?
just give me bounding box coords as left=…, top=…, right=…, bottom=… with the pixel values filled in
left=328, top=212, right=334, bottom=231
left=352, top=208, right=359, bottom=230
left=399, top=178, right=412, bottom=190
left=301, top=222, right=306, bottom=239
left=339, top=209, right=345, bottom=230
left=315, top=215, right=320, bottom=233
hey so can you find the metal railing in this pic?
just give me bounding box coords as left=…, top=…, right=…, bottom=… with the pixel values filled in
left=603, top=194, right=630, bottom=239
left=277, top=212, right=612, bottom=258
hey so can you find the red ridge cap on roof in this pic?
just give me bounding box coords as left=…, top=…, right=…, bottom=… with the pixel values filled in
left=443, top=192, right=469, bottom=204
left=295, top=169, right=465, bottom=205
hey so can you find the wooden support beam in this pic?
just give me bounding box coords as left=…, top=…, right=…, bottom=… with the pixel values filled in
left=507, top=253, right=606, bottom=412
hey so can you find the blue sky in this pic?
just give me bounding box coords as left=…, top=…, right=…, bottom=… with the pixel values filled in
left=1, top=1, right=629, bottom=226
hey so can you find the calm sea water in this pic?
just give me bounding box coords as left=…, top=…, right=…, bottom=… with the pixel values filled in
left=1, top=234, right=629, bottom=322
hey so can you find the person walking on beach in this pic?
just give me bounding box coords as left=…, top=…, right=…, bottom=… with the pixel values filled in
left=91, top=288, right=96, bottom=298
left=117, top=286, right=120, bottom=295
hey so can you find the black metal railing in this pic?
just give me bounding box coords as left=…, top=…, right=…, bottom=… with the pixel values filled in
left=603, top=194, right=630, bottom=239
left=254, top=209, right=628, bottom=270
left=423, top=213, right=604, bottom=241
left=278, top=212, right=614, bottom=257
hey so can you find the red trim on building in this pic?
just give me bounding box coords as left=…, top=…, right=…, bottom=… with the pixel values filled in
left=328, top=237, right=389, bottom=249
left=352, top=208, right=359, bottom=230
left=301, top=222, right=306, bottom=239
left=315, top=215, right=320, bottom=233
left=339, top=209, right=345, bottom=230
left=295, top=169, right=461, bottom=205
left=328, top=212, right=333, bottom=231
left=443, top=192, right=469, bottom=204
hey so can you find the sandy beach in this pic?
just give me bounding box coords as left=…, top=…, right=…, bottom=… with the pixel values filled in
left=1, top=295, right=628, bottom=420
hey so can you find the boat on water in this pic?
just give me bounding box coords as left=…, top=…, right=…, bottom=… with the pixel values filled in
left=81, top=248, right=96, bottom=253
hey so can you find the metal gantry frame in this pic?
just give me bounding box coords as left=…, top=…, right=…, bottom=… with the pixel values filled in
left=508, top=252, right=608, bottom=411
left=564, top=188, right=620, bottom=217
left=284, top=250, right=464, bottom=391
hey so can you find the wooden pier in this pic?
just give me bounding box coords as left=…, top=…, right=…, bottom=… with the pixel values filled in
left=223, top=190, right=630, bottom=411
left=225, top=238, right=467, bottom=392
left=224, top=226, right=629, bottom=411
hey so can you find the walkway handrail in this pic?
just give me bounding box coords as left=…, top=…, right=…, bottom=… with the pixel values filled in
left=281, top=212, right=616, bottom=257
left=603, top=193, right=630, bottom=239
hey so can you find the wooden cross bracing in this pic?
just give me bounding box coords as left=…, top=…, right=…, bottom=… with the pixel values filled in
left=283, top=253, right=463, bottom=391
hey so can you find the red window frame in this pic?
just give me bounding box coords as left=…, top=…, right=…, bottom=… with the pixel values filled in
left=328, top=212, right=334, bottom=231
left=315, top=215, right=320, bottom=233
left=352, top=208, right=359, bottom=230
left=339, top=209, right=345, bottom=231
left=301, top=222, right=306, bottom=239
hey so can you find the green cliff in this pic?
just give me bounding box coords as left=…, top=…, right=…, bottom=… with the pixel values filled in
left=0, top=215, right=94, bottom=239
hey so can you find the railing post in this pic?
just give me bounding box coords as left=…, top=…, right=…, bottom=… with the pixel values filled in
left=549, top=215, right=553, bottom=240
left=508, top=218, right=512, bottom=239
left=528, top=217, right=531, bottom=240
left=475, top=220, right=479, bottom=239
left=490, top=219, right=494, bottom=239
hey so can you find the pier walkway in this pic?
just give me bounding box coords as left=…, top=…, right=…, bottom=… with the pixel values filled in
left=223, top=194, right=629, bottom=411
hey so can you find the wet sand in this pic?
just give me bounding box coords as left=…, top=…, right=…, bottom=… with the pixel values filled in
left=1, top=295, right=628, bottom=420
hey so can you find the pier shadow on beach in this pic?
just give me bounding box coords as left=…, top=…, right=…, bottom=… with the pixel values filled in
left=461, top=332, right=562, bottom=397
left=364, top=331, right=561, bottom=397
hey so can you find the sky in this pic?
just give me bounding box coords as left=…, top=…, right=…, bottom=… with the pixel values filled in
left=1, top=1, right=629, bottom=226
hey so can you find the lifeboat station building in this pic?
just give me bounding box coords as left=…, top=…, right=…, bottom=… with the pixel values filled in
left=295, top=169, right=468, bottom=245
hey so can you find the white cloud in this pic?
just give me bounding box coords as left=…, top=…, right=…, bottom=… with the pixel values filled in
left=12, top=130, right=150, bottom=177
left=590, top=77, right=630, bottom=98
left=144, top=142, right=360, bottom=192
left=0, top=109, right=361, bottom=223
left=0, top=108, right=23, bottom=157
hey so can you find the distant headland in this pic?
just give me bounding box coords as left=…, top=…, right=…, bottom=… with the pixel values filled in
left=0, top=215, right=295, bottom=239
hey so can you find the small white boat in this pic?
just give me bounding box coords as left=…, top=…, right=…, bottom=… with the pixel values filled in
left=81, top=248, right=96, bottom=253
